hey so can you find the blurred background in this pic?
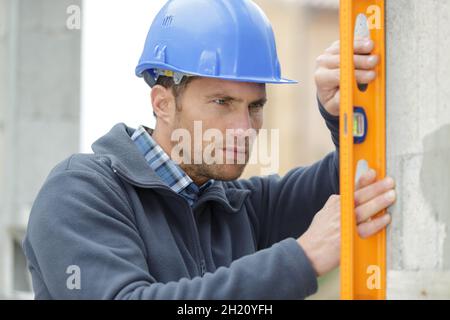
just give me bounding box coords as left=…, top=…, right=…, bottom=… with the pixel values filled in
left=0, top=0, right=340, bottom=299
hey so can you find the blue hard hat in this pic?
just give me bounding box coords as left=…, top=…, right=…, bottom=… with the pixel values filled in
left=136, top=0, right=297, bottom=85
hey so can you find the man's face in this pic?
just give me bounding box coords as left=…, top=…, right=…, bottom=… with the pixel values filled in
left=170, top=77, right=267, bottom=182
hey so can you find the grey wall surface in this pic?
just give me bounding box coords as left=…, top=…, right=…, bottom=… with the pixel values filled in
left=0, top=0, right=81, bottom=298
left=386, top=0, right=450, bottom=299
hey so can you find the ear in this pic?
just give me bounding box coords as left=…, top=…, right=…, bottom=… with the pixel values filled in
left=151, top=85, right=176, bottom=125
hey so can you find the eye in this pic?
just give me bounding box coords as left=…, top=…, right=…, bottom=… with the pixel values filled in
left=213, top=99, right=229, bottom=106
left=249, top=103, right=264, bottom=112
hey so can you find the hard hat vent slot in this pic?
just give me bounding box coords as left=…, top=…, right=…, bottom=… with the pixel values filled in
left=162, top=15, right=174, bottom=27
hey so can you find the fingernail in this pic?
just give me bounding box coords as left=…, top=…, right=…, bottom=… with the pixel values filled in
left=385, top=190, right=396, bottom=201
left=364, top=170, right=374, bottom=180
left=384, top=177, right=394, bottom=187
left=383, top=214, right=391, bottom=223
left=368, top=55, right=379, bottom=64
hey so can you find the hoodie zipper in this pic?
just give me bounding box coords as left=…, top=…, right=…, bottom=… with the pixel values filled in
left=180, top=199, right=207, bottom=277
left=113, top=167, right=207, bottom=277
left=200, top=259, right=207, bottom=276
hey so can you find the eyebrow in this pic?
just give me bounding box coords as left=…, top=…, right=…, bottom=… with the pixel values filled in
left=205, top=93, right=267, bottom=105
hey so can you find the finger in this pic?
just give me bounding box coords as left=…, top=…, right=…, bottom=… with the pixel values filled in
left=324, top=194, right=340, bottom=209
left=355, top=168, right=377, bottom=190
left=355, top=189, right=396, bottom=224
left=315, top=67, right=340, bottom=90
left=316, top=54, right=340, bottom=69
left=355, top=69, right=376, bottom=84
left=354, top=39, right=375, bottom=55
left=324, top=40, right=340, bottom=54
left=316, top=68, right=376, bottom=89
left=316, top=54, right=380, bottom=71
left=354, top=54, right=379, bottom=70
left=355, top=176, right=395, bottom=207
left=325, top=39, right=374, bottom=55
left=358, top=214, right=391, bottom=239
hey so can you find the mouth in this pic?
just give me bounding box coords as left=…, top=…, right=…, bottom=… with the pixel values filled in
left=222, top=147, right=248, bottom=164
left=223, top=147, right=247, bottom=155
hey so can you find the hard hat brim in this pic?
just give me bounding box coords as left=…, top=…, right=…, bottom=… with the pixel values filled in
left=136, top=63, right=298, bottom=85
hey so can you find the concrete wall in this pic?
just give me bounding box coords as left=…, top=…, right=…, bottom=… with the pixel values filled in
left=0, top=1, right=10, bottom=296
left=386, top=0, right=450, bottom=299
left=0, top=0, right=81, bottom=298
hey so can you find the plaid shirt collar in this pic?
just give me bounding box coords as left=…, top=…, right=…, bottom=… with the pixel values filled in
left=131, top=125, right=213, bottom=206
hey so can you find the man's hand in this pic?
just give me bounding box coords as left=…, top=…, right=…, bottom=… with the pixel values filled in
left=314, top=39, right=380, bottom=117
left=297, top=169, right=395, bottom=277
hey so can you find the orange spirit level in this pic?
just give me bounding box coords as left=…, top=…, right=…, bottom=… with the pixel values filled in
left=340, top=0, right=386, bottom=300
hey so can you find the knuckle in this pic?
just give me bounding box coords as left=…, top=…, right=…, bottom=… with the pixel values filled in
left=329, top=194, right=340, bottom=202
left=314, top=69, right=322, bottom=82
left=358, top=225, right=370, bottom=239
left=316, top=54, right=325, bottom=65
left=314, top=67, right=326, bottom=82
left=325, top=43, right=338, bottom=53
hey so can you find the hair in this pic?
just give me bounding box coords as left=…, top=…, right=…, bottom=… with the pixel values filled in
left=153, top=75, right=198, bottom=118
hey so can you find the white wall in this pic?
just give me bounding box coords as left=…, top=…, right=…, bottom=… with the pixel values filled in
left=80, top=0, right=166, bottom=153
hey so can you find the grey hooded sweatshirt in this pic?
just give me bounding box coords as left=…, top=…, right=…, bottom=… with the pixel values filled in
left=23, top=102, right=339, bottom=299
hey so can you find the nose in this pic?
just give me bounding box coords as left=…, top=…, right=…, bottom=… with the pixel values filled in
left=230, top=107, right=252, bottom=132
left=224, top=108, right=258, bottom=149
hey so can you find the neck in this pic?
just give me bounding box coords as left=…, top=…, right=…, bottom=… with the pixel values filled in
left=151, top=127, right=209, bottom=186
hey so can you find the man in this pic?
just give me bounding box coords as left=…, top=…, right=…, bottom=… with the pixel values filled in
left=23, top=0, right=395, bottom=299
